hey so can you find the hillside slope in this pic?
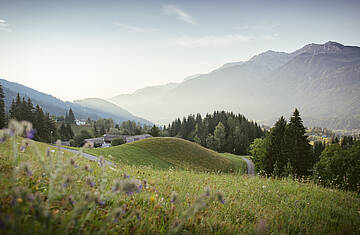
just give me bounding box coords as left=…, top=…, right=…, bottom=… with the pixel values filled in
left=0, top=78, right=151, bottom=125
left=86, top=137, right=246, bottom=173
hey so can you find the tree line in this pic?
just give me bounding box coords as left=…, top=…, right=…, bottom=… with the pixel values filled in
left=8, top=93, right=58, bottom=142
left=250, top=108, right=360, bottom=192
left=164, top=111, right=265, bottom=155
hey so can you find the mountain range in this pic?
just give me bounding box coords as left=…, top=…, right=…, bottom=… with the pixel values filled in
left=0, top=78, right=152, bottom=125
left=108, top=41, right=360, bottom=130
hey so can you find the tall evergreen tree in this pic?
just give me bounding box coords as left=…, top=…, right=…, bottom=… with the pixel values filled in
left=66, top=124, right=74, bottom=139
left=265, top=116, right=288, bottom=176
left=59, top=123, right=68, bottom=141
left=68, top=108, right=76, bottom=124
left=285, top=109, right=313, bottom=176
left=0, top=83, right=6, bottom=129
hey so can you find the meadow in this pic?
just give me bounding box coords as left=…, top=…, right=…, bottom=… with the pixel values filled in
left=0, top=121, right=359, bottom=234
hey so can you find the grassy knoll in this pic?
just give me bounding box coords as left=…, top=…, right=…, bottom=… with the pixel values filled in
left=85, top=137, right=246, bottom=173
left=0, top=134, right=359, bottom=234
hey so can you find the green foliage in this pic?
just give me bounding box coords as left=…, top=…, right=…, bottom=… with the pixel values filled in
left=214, top=122, right=226, bottom=152
left=251, top=109, right=314, bottom=177
left=65, top=108, right=76, bottom=124
left=314, top=143, right=360, bottom=193
left=111, top=137, right=125, bottom=146
left=73, top=130, right=92, bottom=147
left=285, top=108, right=313, bottom=176
left=166, top=111, right=265, bottom=155
left=149, top=125, right=160, bottom=137
left=250, top=138, right=269, bottom=174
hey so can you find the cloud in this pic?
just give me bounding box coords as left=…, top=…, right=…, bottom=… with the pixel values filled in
left=262, top=33, right=279, bottom=41
left=236, top=23, right=279, bottom=31
left=162, top=5, right=195, bottom=25
left=0, top=19, right=11, bottom=32
left=175, top=34, right=252, bottom=48
left=114, top=23, right=158, bottom=33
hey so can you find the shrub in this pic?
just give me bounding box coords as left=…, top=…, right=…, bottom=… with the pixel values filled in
left=111, top=137, right=125, bottom=146
left=313, top=143, right=360, bottom=193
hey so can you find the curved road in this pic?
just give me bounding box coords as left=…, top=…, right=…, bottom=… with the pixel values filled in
left=240, top=156, right=255, bottom=176
left=61, top=147, right=113, bottom=166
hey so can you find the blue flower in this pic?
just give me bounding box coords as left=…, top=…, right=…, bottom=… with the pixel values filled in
left=26, top=129, right=36, bottom=139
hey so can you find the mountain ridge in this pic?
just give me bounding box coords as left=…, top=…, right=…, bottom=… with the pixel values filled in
left=108, top=41, right=360, bottom=130
left=0, top=78, right=152, bottom=125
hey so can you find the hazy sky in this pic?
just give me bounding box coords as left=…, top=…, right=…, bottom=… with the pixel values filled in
left=0, top=0, right=359, bottom=101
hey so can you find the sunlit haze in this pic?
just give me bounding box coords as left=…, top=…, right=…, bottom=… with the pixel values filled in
left=0, top=0, right=359, bottom=101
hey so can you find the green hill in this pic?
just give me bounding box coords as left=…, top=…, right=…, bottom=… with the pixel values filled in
left=85, top=137, right=247, bottom=173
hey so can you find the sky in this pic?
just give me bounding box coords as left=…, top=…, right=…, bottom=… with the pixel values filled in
left=0, top=0, right=359, bottom=101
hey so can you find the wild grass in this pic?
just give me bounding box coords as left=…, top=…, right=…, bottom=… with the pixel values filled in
left=0, top=121, right=359, bottom=234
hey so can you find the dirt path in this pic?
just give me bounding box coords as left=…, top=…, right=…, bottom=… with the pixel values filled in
left=240, top=156, right=255, bottom=176
left=61, top=147, right=113, bottom=166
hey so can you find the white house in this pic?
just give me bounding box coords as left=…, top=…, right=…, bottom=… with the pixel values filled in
left=75, top=119, right=87, bottom=126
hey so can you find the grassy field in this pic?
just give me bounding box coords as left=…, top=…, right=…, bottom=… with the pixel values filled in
left=0, top=130, right=360, bottom=234
left=85, top=137, right=247, bottom=174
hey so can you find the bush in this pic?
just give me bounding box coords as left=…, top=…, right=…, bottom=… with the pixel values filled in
left=313, top=143, right=360, bottom=193
left=111, top=137, right=125, bottom=146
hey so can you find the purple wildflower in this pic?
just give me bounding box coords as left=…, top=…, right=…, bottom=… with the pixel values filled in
left=94, top=196, right=105, bottom=206
left=70, top=158, right=79, bottom=168
left=0, top=137, right=5, bottom=143
left=84, top=165, right=93, bottom=172
left=123, top=173, right=130, bottom=179
left=63, top=177, right=71, bottom=188
left=68, top=195, right=76, bottom=206
left=9, top=130, right=14, bottom=137
left=26, top=129, right=36, bottom=139
left=215, top=192, right=225, bottom=204
left=86, top=177, right=96, bottom=187
left=23, top=164, right=32, bottom=176
left=170, top=191, right=178, bottom=203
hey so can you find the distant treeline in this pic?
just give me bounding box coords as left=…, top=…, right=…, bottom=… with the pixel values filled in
left=8, top=94, right=57, bottom=142
left=164, top=111, right=265, bottom=155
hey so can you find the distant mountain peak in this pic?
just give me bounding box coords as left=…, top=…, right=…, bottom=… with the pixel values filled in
left=294, top=41, right=348, bottom=56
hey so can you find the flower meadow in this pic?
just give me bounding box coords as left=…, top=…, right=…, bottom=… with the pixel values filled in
left=0, top=120, right=359, bottom=234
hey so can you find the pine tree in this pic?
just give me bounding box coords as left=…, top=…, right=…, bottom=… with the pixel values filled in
left=68, top=108, right=76, bottom=124
left=59, top=123, right=67, bottom=141
left=0, top=83, right=6, bottom=129
left=66, top=124, right=74, bottom=139
left=285, top=109, right=313, bottom=176
left=266, top=116, right=287, bottom=176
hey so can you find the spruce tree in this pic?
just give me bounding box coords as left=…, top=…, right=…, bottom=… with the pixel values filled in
left=0, top=83, right=6, bottom=129
left=285, top=109, right=313, bottom=176
left=68, top=108, right=76, bottom=124
left=59, top=123, right=67, bottom=141
left=66, top=124, right=74, bottom=139
left=266, top=116, right=287, bottom=176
